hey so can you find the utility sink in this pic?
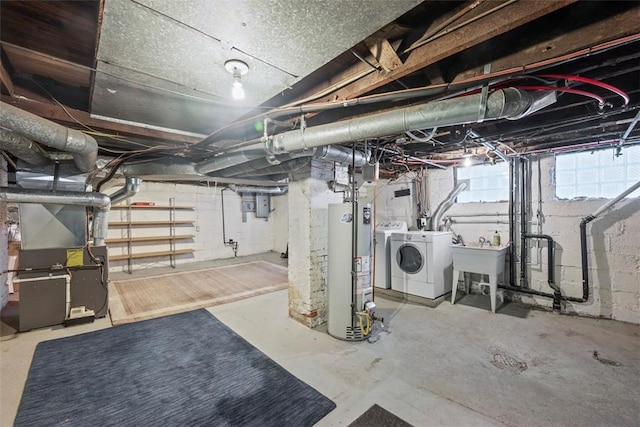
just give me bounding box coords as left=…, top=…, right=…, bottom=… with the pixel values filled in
left=451, top=243, right=508, bottom=276
left=450, top=243, right=509, bottom=313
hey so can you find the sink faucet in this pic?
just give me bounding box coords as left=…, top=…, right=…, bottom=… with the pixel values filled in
left=479, top=237, right=491, bottom=248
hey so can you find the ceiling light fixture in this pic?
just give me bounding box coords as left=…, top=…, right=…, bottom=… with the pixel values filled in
left=224, top=59, right=249, bottom=101
left=462, top=148, right=473, bottom=167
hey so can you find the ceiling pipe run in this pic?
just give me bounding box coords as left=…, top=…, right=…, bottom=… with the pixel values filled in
left=265, top=89, right=536, bottom=154
left=0, top=129, right=50, bottom=167
left=109, top=177, right=141, bottom=205
left=0, top=102, right=98, bottom=172
left=0, top=187, right=111, bottom=246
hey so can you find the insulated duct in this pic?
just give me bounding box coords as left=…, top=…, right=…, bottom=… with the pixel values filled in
left=109, top=177, right=141, bottom=205
left=429, top=182, right=467, bottom=231
left=0, top=102, right=98, bottom=172
left=0, top=129, right=50, bottom=166
left=0, top=187, right=111, bottom=246
left=229, top=185, right=288, bottom=195
left=267, top=89, right=534, bottom=154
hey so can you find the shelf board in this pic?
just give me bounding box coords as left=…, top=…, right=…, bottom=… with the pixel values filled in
left=111, top=205, right=194, bottom=210
left=109, top=248, right=195, bottom=261
left=108, top=220, right=194, bottom=226
left=105, top=235, right=195, bottom=244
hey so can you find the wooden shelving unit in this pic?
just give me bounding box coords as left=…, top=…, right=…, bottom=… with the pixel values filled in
left=107, top=199, right=195, bottom=273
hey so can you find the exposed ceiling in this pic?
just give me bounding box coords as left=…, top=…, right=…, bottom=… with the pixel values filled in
left=1, top=0, right=639, bottom=181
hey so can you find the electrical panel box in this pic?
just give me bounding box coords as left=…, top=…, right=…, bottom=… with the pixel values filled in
left=256, top=194, right=270, bottom=218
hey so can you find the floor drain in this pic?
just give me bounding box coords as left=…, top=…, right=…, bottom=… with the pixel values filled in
left=491, top=352, right=528, bottom=374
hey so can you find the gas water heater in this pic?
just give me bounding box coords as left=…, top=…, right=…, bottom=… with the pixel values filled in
left=327, top=202, right=376, bottom=341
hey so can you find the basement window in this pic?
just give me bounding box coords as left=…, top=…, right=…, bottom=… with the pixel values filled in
left=455, top=162, right=509, bottom=203
left=555, top=145, right=640, bottom=200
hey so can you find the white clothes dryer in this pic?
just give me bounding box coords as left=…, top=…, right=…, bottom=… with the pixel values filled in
left=374, top=220, right=408, bottom=289
left=390, top=231, right=454, bottom=299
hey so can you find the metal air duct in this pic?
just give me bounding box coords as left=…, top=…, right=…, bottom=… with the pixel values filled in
left=0, top=129, right=50, bottom=166
left=0, top=187, right=111, bottom=246
left=430, top=182, right=468, bottom=231
left=0, top=102, right=98, bottom=172
left=229, top=185, right=288, bottom=195
left=109, top=177, right=141, bottom=205
left=267, top=89, right=534, bottom=154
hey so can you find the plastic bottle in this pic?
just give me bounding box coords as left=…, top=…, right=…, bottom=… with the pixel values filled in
left=492, top=231, right=501, bottom=246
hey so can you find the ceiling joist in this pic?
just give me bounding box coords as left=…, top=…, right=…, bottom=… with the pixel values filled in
left=1, top=95, right=201, bottom=144
left=296, top=0, right=577, bottom=103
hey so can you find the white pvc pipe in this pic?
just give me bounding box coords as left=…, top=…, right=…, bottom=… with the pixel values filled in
left=13, top=274, right=72, bottom=317
left=590, top=180, right=640, bottom=219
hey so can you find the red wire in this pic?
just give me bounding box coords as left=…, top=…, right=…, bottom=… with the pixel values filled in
left=509, top=85, right=606, bottom=106
left=539, top=73, right=630, bottom=107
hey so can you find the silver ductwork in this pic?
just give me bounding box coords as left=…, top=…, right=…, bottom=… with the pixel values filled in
left=0, top=102, right=98, bottom=172
left=313, top=145, right=368, bottom=166
left=267, top=89, right=534, bottom=154
left=229, top=185, right=288, bottom=195
left=0, top=187, right=111, bottom=246
left=199, top=143, right=367, bottom=177
left=109, top=177, right=141, bottom=205
left=429, top=182, right=468, bottom=231
left=218, top=153, right=308, bottom=177
left=0, top=129, right=50, bottom=166
left=229, top=158, right=310, bottom=177
left=195, top=150, right=268, bottom=174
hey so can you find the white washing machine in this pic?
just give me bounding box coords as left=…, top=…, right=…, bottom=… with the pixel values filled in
left=374, top=220, right=408, bottom=289
left=390, top=231, right=454, bottom=299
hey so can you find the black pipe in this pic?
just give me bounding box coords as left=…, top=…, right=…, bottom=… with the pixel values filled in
left=508, top=158, right=517, bottom=287
left=519, top=158, right=528, bottom=288
left=579, top=216, right=594, bottom=302
left=350, top=145, right=358, bottom=330
left=524, top=234, right=561, bottom=310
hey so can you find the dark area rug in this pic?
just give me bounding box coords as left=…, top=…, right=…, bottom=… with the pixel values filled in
left=15, top=309, right=335, bottom=427
left=349, top=404, right=413, bottom=427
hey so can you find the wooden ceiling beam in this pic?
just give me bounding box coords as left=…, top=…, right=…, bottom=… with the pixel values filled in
left=1, top=95, right=201, bottom=144
left=451, top=7, right=640, bottom=84
left=295, top=0, right=577, bottom=103
left=0, top=60, right=14, bottom=96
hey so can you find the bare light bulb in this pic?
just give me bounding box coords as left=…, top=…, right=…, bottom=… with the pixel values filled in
left=232, top=79, right=245, bottom=100
left=463, top=155, right=473, bottom=167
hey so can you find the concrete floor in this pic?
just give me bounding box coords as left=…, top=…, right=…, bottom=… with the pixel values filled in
left=2, top=255, right=639, bottom=426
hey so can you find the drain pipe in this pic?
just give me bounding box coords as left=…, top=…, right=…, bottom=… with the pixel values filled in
left=502, top=178, right=640, bottom=307
left=429, top=182, right=467, bottom=231
left=0, top=129, right=50, bottom=167
left=109, top=177, right=141, bottom=205
left=220, top=188, right=238, bottom=257
left=0, top=187, right=111, bottom=246
left=579, top=180, right=640, bottom=301
left=0, top=102, right=98, bottom=172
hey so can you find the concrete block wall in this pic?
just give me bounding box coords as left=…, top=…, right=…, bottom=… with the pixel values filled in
left=426, top=157, right=640, bottom=324
left=287, top=160, right=342, bottom=327
left=105, top=181, right=277, bottom=273
left=374, top=175, right=419, bottom=227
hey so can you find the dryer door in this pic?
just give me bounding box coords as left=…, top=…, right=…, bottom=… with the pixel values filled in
left=396, top=243, right=424, bottom=274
